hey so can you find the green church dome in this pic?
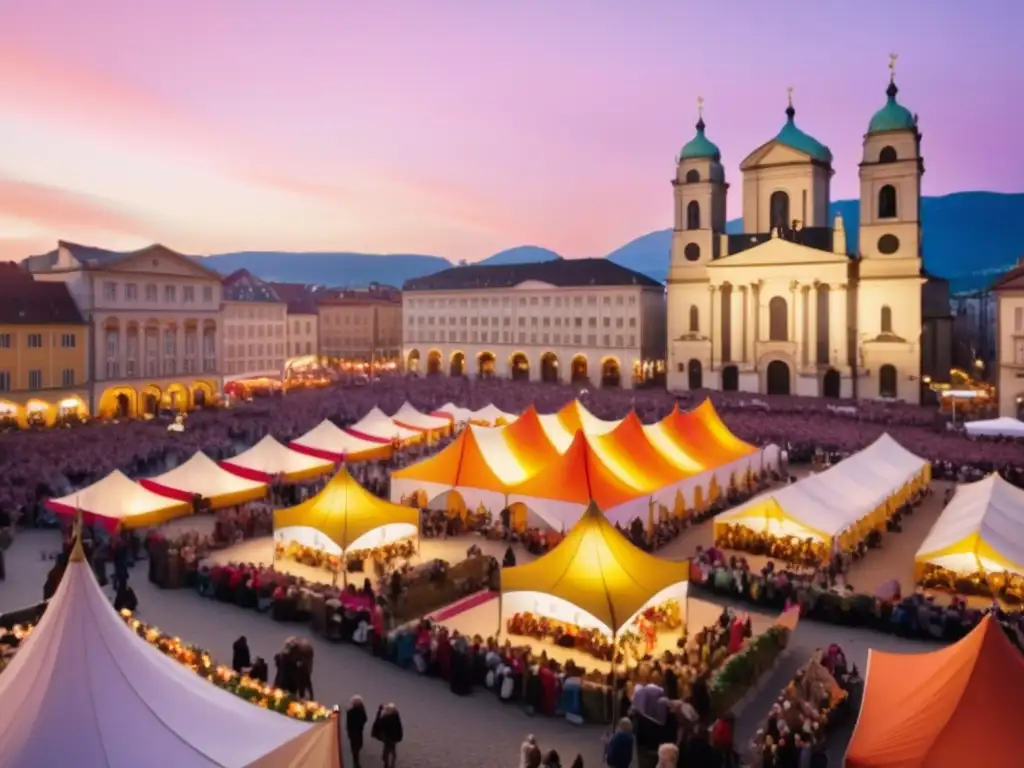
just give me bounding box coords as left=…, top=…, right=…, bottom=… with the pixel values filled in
left=775, top=102, right=832, bottom=164
left=680, top=117, right=721, bottom=161
left=868, top=81, right=916, bottom=134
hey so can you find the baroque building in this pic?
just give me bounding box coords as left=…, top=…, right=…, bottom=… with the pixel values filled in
left=666, top=61, right=948, bottom=404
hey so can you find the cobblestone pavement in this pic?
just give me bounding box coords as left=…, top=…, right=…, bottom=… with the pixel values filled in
left=1, top=528, right=935, bottom=767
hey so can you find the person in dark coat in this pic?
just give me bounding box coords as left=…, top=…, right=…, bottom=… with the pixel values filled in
left=273, top=652, right=295, bottom=693
left=113, top=583, right=138, bottom=613
left=346, top=695, right=368, bottom=768
left=372, top=703, right=403, bottom=768
left=249, top=656, right=269, bottom=683
left=502, top=545, right=517, bottom=567
left=232, top=636, right=251, bottom=673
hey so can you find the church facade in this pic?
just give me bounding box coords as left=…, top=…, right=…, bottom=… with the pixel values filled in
left=666, top=65, right=938, bottom=405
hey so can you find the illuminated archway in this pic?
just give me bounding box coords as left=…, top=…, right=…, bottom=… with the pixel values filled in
left=165, top=383, right=190, bottom=412
left=99, top=387, right=137, bottom=419
left=55, top=395, right=88, bottom=426
left=540, top=352, right=559, bottom=384
left=139, top=384, right=162, bottom=416
left=600, top=356, right=621, bottom=389
left=191, top=380, right=216, bottom=408
left=509, top=352, right=529, bottom=382
left=24, top=399, right=52, bottom=428
left=426, top=349, right=443, bottom=376
left=449, top=350, right=466, bottom=377
left=406, top=349, right=421, bottom=373
left=477, top=351, right=496, bottom=378
left=0, top=400, right=19, bottom=430
left=570, top=354, right=589, bottom=384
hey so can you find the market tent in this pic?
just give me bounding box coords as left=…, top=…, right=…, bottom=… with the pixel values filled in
left=432, top=402, right=472, bottom=423
left=275, top=466, right=419, bottom=555
left=963, top=416, right=1024, bottom=438
left=845, top=615, right=1024, bottom=768
left=45, top=470, right=191, bottom=531
left=915, top=473, right=1024, bottom=577
left=290, top=419, right=393, bottom=462
left=0, top=536, right=340, bottom=767
left=589, top=411, right=684, bottom=492
left=537, top=400, right=622, bottom=452
left=349, top=406, right=421, bottom=442
left=140, top=452, right=268, bottom=509
left=656, top=401, right=757, bottom=469
left=221, top=435, right=334, bottom=484
left=469, top=403, right=518, bottom=426
left=506, top=430, right=647, bottom=528
left=500, top=501, right=690, bottom=634
left=391, top=401, right=453, bottom=433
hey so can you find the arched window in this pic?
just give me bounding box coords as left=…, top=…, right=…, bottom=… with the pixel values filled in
left=880, top=305, right=893, bottom=334
left=769, top=191, right=790, bottom=230
left=878, top=185, right=898, bottom=219
left=686, top=201, right=701, bottom=230
left=768, top=296, right=788, bottom=341
left=879, top=364, right=898, bottom=398
left=878, top=146, right=897, bottom=164
left=688, top=305, right=700, bottom=333
left=685, top=169, right=701, bottom=183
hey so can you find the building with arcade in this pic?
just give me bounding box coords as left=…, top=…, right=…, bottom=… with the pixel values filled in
left=401, top=259, right=667, bottom=389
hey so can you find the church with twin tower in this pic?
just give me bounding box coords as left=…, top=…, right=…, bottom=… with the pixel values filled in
left=666, top=59, right=945, bottom=405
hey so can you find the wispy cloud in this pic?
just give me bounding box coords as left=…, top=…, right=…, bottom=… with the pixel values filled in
left=0, top=177, right=149, bottom=236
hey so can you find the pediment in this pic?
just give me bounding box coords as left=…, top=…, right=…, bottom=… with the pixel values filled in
left=740, top=140, right=811, bottom=171
left=110, top=245, right=221, bottom=280
left=709, top=237, right=849, bottom=268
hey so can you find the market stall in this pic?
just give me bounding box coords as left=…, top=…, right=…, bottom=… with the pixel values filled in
left=348, top=406, right=421, bottom=443
left=290, top=418, right=394, bottom=462
left=468, top=403, right=518, bottom=426
left=0, top=534, right=341, bottom=767
left=845, top=615, right=1023, bottom=768
left=45, top=470, right=192, bottom=531
left=432, top=402, right=472, bottom=424
left=391, top=401, right=453, bottom=435
left=221, top=435, right=334, bottom=484
left=140, top=452, right=268, bottom=509
left=963, top=416, right=1024, bottom=438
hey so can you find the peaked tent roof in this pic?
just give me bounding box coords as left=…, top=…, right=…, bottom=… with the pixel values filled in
left=589, top=411, right=688, bottom=491
left=290, top=419, right=393, bottom=462
left=0, top=539, right=339, bottom=767
left=391, top=401, right=453, bottom=432
left=845, top=615, right=1024, bottom=768
left=963, top=416, right=1024, bottom=438
left=507, top=430, right=644, bottom=511
left=432, top=402, right=472, bottom=423
left=469, top=403, right=518, bottom=425
left=915, top=473, right=1024, bottom=576
left=660, top=401, right=755, bottom=467
left=538, top=400, right=621, bottom=452
left=140, top=452, right=268, bottom=509
left=274, top=466, right=419, bottom=551
left=349, top=406, right=420, bottom=442
left=221, top=435, right=334, bottom=484
left=45, top=470, right=191, bottom=531
left=501, top=501, right=691, bottom=634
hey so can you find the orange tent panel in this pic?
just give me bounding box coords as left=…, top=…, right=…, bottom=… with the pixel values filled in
left=390, top=430, right=467, bottom=486
left=591, top=411, right=689, bottom=490
left=691, top=400, right=755, bottom=456
left=664, top=401, right=750, bottom=467
left=500, top=405, right=561, bottom=473
left=845, top=615, right=1024, bottom=768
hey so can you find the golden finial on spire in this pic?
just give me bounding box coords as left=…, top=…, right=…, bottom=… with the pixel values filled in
left=697, top=95, right=704, bottom=120
left=786, top=86, right=794, bottom=108
left=888, top=52, right=898, bottom=83
left=69, top=503, right=86, bottom=563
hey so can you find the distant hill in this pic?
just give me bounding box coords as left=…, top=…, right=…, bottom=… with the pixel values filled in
left=478, top=245, right=562, bottom=265
left=606, top=192, right=1024, bottom=293
left=200, top=251, right=450, bottom=287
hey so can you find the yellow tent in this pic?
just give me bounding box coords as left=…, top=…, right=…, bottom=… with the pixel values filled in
left=500, top=501, right=690, bottom=635
left=274, top=467, right=419, bottom=552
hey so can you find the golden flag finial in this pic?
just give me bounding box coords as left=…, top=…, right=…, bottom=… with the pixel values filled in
left=888, top=52, right=898, bottom=82
left=696, top=95, right=704, bottom=120
left=786, top=86, right=794, bottom=108
left=69, top=503, right=86, bottom=563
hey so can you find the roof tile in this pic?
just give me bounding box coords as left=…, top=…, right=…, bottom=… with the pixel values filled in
left=403, top=258, right=662, bottom=291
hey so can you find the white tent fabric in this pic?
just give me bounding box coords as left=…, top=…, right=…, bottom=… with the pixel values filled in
left=291, top=419, right=390, bottom=458
left=391, top=401, right=452, bottom=431
left=916, top=474, right=1024, bottom=576
left=469, top=404, right=518, bottom=425
left=349, top=407, right=420, bottom=441
left=223, top=435, right=333, bottom=479
left=536, top=411, right=620, bottom=452
left=47, top=470, right=188, bottom=525
left=964, top=416, right=1024, bottom=438
left=0, top=549, right=328, bottom=767
left=144, top=452, right=267, bottom=499
left=433, top=402, right=472, bottom=423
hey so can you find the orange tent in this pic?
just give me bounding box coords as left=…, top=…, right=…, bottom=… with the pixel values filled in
left=589, top=411, right=689, bottom=492
left=844, top=615, right=1024, bottom=767
left=661, top=401, right=755, bottom=467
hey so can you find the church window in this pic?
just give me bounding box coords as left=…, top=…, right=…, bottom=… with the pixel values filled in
left=688, top=305, right=699, bottom=333
left=683, top=243, right=701, bottom=262
left=878, top=185, right=898, bottom=219
left=880, top=305, right=893, bottom=334
left=768, top=296, right=788, bottom=341
left=879, top=364, right=898, bottom=398
left=686, top=201, right=701, bottom=230
left=685, top=169, right=700, bottom=183
left=769, top=191, right=790, bottom=231
left=878, top=146, right=897, bottom=164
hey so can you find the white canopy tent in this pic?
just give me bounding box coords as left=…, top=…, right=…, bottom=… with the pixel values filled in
left=45, top=470, right=191, bottom=530
left=391, top=401, right=452, bottom=432
left=916, top=474, right=1024, bottom=576
left=349, top=406, right=420, bottom=441
left=221, top=435, right=333, bottom=483
left=964, top=416, right=1024, bottom=439
left=433, top=402, right=472, bottom=424
left=0, top=541, right=340, bottom=767
left=290, top=419, right=392, bottom=460
left=469, top=404, right=518, bottom=426
left=140, top=452, right=268, bottom=509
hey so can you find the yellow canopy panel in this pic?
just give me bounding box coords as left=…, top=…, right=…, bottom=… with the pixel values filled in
left=274, top=466, right=419, bottom=552
left=714, top=492, right=834, bottom=543
left=500, top=501, right=690, bottom=634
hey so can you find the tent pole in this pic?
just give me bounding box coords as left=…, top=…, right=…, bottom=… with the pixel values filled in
left=609, top=628, right=620, bottom=732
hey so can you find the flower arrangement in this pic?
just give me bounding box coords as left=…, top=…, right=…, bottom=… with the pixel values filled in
left=0, top=613, right=335, bottom=723
left=709, top=624, right=790, bottom=717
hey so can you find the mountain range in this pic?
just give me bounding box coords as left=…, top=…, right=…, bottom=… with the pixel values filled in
left=202, top=192, right=1023, bottom=294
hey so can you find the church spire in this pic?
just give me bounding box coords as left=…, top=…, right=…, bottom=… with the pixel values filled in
left=785, top=86, right=795, bottom=121
left=886, top=52, right=899, bottom=100
left=696, top=95, right=706, bottom=132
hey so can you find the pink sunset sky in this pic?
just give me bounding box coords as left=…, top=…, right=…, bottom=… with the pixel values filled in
left=0, top=1, right=1021, bottom=263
